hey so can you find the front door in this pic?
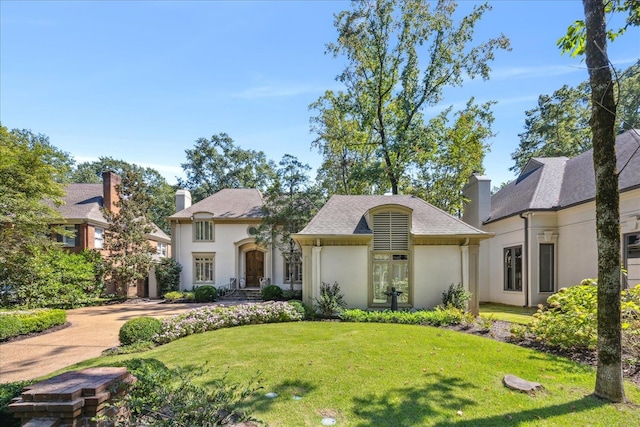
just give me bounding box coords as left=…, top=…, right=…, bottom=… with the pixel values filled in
left=245, top=250, right=264, bottom=287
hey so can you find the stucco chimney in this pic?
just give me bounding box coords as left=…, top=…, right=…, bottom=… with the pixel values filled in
left=462, top=173, right=491, bottom=229
left=102, top=171, right=121, bottom=214
left=175, top=189, right=192, bottom=213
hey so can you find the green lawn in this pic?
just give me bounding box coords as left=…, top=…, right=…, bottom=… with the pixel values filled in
left=67, top=322, right=640, bottom=426
left=480, top=302, right=538, bottom=325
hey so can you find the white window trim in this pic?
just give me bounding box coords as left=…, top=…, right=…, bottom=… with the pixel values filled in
left=194, top=220, right=215, bottom=241
left=94, top=227, right=104, bottom=249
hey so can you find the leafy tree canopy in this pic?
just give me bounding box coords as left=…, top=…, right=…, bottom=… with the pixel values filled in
left=510, top=63, right=640, bottom=174
left=310, top=0, right=510, bottom=214
left=178, top=133, right=277, bottom=203
left=71, top=157, right=175, bottom=234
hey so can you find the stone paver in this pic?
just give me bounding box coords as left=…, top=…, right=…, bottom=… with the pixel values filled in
left=0, top=300, right=218, bottom=383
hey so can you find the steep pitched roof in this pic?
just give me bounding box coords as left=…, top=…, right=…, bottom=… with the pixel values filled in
left=53, top=183, right=171, bottom=242
left=487, top=129, right=640, bottom=223
left=168, top=188, right=264, bottom=220
left=296, top=194, right=488, bottom=237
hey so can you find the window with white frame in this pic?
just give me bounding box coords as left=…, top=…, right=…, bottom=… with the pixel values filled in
left=194, top=254, right=214, bottom=283
left=284, top=252, right=302, bottom=284
left=504, top=246, right=523, bottom=291
left=94, top=227, right=104, bottom=249
left=539, top=243, right=554, bottom=293
left=62, top=225, right=77, bottom=247
left=157, top=242, right=168, bottom=257
left=371, top=211, right=410, bottom=306
left=194, top=220, right=214, bottom=241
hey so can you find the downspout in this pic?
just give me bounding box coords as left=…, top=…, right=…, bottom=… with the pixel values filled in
left=519, top=212, right=529, bottom=308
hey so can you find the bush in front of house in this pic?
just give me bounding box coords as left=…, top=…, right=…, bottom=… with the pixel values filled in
left=194, top=285, right=217, bottom=303
left=261, top=285, right=283, bottom=301
left=0, top=309, right=67, bottom=341
left=155, top=258, right=182, bottom=297
left=154, top=301, right=303, bottom=345
left=287, top=300, right=306, bottom=319
left=282, top=289, right=302, bottom=301
left=102, top=358, right=260, bottom=426
left=315, top=281, right=347, bottom=317
left=119, top=316, right=163, bottom=346
left=441, top=282, right=472, bottom=310
left=340, top=306, right=473, bottom=327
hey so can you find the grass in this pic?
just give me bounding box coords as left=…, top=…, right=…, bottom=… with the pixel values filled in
left=66, top=322, right=640, bottom=426
left=480, top=302, right=538, bottom=325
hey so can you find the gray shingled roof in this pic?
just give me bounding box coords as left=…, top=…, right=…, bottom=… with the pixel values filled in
left=487, top=129, right=640, bottom=223
left=297, top=194, right=488, bottom=237
left=169, top=188, right=264, bottom=220
left=53, top=183, right=171, bottom=242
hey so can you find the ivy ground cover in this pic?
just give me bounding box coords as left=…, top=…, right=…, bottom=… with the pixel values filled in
left=70, top=321, right=640, bottom=426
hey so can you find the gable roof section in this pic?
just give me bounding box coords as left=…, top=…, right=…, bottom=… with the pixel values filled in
left=487, top=129, right=640, bottom=223
left=297, top=194, right=488, bottom=237
left=56, top=183, right=108, bottom=224
left=169, top=188, right=264, bottom=220
left=53, top=183, right=171, bottom=242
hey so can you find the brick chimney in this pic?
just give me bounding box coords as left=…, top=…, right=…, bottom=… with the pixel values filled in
left=102, top=171, right=121, bottom=214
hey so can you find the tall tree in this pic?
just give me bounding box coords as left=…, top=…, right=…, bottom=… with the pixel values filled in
left=70, top=157, right=175, bottom=234
left=510, top=63, right=640, bottom=174
left=103, top=170, right=156, bottom=297
left=310, top=0, right=510, bottom=199
left=256, top=155, right=324, bottom=289
left=178, top=133, right=276, bottom=202
left=0, top=126, right=68, bottom=302
left=559, top=0, right=638, bottom=402
left=411, top=99, right=494, bottom=215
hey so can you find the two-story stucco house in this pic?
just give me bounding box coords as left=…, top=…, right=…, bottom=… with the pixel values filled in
left=168, top=188, right=299, bottom=295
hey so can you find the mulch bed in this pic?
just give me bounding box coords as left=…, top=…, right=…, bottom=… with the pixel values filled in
left=448, top=320, right=640, bottom=388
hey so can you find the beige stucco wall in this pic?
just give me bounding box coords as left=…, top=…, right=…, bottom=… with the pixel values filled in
left=413, top=245, right=463, bottom=309
left=172, top=220, right=286, bottom=290
left=478, top=187, right=640, bottom=307
left=314, top=246, right=369, bottom=309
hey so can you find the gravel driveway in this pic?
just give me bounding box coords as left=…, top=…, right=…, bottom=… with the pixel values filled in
left=0, top=300, right=213, bottom=383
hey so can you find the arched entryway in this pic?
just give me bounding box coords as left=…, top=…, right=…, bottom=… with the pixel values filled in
left=245, top=250, right=264, bottom=287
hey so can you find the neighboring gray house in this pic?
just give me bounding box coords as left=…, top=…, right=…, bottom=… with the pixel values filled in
left=463, top=129, right=640, bottom=307
left=292, top=195, right=492, bottom=312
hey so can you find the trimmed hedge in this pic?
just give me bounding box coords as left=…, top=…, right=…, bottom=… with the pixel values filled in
left=194, top=285, right=217, bottom=303
left=119, top=316, right=163, bottom=346
left=261, top=285, right=283, bottom=301
left=0, top=309, right=67, bottom=341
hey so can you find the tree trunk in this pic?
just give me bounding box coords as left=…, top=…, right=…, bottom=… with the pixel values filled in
left=582, top=0, right=625, bottom=403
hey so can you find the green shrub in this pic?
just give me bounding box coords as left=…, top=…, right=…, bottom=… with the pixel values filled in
left=0, top=380, right=34, bottom=427
left=526, top=284, right=598, bottom=350
left=119, top=316, right=162, bottom=346
left=315, top=281, right=347, bottom=316
left=261, top=285, right=283, bottom=301
left=340, top=306, right=472, bottom=326
left=442, top=282, right=472, bottom=310
left=194, top=285, right=217, bottom=303
left=287, top=300, right=306, bottom=319
left=0, top=309, right=67, bottom=341
left=155, top=258, right=182, bottom=297
left=102, top=358, right=260, bottom=426
left=282, top=289, right=302, bottom=301
left=163, top=291, right=185, bottom=301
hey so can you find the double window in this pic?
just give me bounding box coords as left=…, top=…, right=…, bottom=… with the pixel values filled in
left=371, top=211, right=410, bottom=306
left=504, top=246, right=523, bottom=291
left=194, top=254, right=215, bottom=283
left=157, top=242, right=168, bottom=257
left=194, top=220, right=214, bottom=241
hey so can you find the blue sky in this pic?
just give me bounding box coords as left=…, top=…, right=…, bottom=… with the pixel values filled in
left=2, top=1, right=639, bottom=188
